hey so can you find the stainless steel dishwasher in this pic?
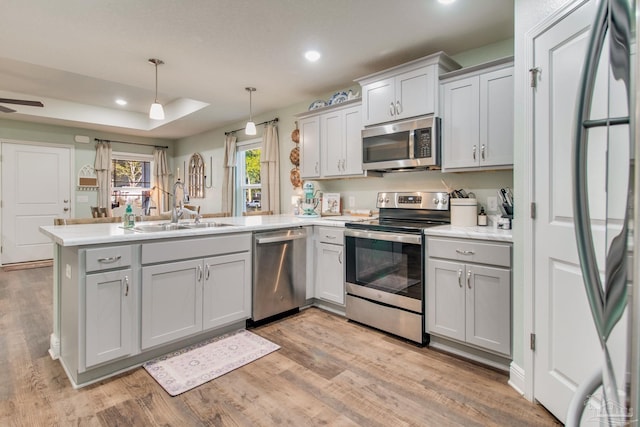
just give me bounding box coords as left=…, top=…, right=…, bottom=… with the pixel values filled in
left=252, top=227, right=307, bottom=321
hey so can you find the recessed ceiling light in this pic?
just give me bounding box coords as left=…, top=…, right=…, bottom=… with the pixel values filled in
left=438, top=0, right=456, bottom=4
left=304, top=50, right=321, bottom=62
left=115, top=99, right=127, bottom=106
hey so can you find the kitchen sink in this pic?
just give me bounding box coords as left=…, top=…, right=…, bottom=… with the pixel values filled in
left=133, top=223, right=190, bottom=232
left=182, top=222, right=234, bottom=228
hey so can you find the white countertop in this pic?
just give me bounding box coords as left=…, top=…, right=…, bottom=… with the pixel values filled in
left=39, top=214, right=367, bottom=247
left=424, top=224, right=513, bottom=242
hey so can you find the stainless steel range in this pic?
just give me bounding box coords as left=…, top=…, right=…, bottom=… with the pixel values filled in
left=344, top=191, right=450, bottom=344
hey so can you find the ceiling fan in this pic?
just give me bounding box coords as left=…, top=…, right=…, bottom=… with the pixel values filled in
left=0, top=97, right=44, bottom=113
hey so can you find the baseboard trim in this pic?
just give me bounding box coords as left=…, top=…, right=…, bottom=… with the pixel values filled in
left=508, top=361, right=526, bottom=397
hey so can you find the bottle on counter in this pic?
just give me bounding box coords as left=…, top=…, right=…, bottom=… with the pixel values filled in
left=123, top=203, right=135, bottom=229
left=478, top=206, right=488, bottom=226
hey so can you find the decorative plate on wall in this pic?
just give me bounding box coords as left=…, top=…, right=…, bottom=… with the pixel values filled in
left=289, top=146, right=300, bottom=166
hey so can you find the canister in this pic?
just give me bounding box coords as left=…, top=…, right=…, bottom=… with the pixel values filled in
left=450, top=198, right=478, bottom=226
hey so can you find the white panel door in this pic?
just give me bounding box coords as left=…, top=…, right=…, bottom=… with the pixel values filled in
left=532, top=0, right=607, bottom=421
left=1, top=142, right=71, bottom=264
left=479, top=67, right=514, bottom=167
left=342, top=105, right=363, bottom=175
left=299, top=116, right=320, bottom=178
left=396, top=66, right=435, bottom=119
left=362, top=77, right=395, bottom=126
left=442, top=76, right=480, bottom=169
left=427, top=258, right=465, bottom=342
left=321, top=110, right=343, bottom=177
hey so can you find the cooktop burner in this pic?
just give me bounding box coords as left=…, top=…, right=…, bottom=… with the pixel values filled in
left=345, top=191, right=451, bottom=233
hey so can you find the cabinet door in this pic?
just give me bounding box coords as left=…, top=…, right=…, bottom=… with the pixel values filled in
left=299, top=116, right=320, bottom=178
left=321, top=110, right=344, bottom=177
left=480, top=67, right=514, bottom=167
left=141, top=259, right=203, bottom=350
left=362, top=77, right=396, bottom=126
left=85, top=269, right=133, bottom=367
left=465, top=264, right=511, bottom=356
left=427, top=259, right=465, bottom=341
left=396, top=66, right=435, bottom=119
left=442, top=76, right=480, bottom=169
left=202, top=252, right=251, bottom=330
left=342, top=105, right=364, bottom=176
left=315, top=241, right=344, bottom=305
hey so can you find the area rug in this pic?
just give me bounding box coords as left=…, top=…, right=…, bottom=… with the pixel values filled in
left=143, top=329, right=280, bottom=396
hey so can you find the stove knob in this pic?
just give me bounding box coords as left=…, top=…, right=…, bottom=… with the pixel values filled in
left=441, top=198, right=448, bottom=205
left=378, top=197, right=384, bottom=204
left=433, top=198, right=439, bottom=204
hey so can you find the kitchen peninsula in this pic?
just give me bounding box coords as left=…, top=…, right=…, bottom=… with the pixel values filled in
left=40, top=214, right=512, bottom=388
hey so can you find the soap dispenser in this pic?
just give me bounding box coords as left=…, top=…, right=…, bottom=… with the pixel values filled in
left=123, top=203, right=135, bottom=229
left=478, top=206, right=487, bottom=226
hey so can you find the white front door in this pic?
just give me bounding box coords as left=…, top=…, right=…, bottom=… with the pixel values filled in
left=531, top=0, right=630, bottom=422
left=1, top=141, right=71, bottom=264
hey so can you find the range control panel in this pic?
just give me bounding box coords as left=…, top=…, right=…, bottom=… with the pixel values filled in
left=376, top=191, right=449, bottom=210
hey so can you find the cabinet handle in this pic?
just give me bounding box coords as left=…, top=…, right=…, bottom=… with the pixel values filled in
left=123, top=276, right=129, bottom=297
left=457, top=269, right=462, bottom=287
left=389, top=102, right=395, bottom=116
left=481, top=144, right=486, bottom=160
left=472, top=145, right=477, bottom=160
left=63, top=207, right=70, bottom=212
left=337, top=159, right=341, bottom=170
left=97, top=255, right=122, bottom=263
left=325, top=235, right=336, bottom=239
left=467, top=270, right=472, bottom=288
left=197, top=265, right=203, bottom=281
left=338, top=251, right=342, bottom=264
left=205, top=264, right=210, bottom=280
left=315, top=162, right=319, bottom=174
left=455, top=249, right=475, bottom=255
left=396, top=101, right=402, bottom=115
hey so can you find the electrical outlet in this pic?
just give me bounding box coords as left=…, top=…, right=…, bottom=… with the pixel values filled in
left=487, top=196, right=498, bottom=212
left=348, top=196, right=356, bottom=208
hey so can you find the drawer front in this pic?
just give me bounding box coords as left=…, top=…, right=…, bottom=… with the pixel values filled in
left=142, top=233, right=251, bottom=265
left=316, top=227, right=344, bottom=245
left=427, top=237, right=511, bottom=268
left=86, top=245, right=132, bottom=272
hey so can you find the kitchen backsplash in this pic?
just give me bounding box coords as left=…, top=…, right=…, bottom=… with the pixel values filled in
left=312, top=169, right=513, bottom=215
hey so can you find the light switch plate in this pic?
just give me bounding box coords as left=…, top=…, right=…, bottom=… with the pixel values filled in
left=487, top=196, right=498, bottom=212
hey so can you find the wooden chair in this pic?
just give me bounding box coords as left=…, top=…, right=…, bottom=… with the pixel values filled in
left=90, top=206, right=109, bottom=218
left=200, top=212, right=231, bottom=218
left=243, top=210, right=273, bottom=216
left=54, top=216, right=122, bottom=225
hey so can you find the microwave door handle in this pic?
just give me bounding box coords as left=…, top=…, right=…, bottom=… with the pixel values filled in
left=408, top=130, right=415, bottom=160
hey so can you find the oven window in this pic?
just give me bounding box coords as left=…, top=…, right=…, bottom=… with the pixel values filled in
left=345, top=236, right=422, bottom=300
left=362, top=132, right=410, bottom=163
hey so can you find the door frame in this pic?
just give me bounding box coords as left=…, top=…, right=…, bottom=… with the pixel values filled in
left=522, top=0, right=593, bottom=404
left=0, top=138, right=75, bottom=265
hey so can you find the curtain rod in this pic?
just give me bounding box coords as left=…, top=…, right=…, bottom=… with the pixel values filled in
left=224, top=117, right=279, bottom=136
left=94, top=138, right=168, bottom=149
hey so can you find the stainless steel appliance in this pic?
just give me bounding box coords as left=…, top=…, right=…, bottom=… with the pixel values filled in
left=252, top=228, right=306, bottom=321
left=361, top=116, right=441, bottom=172
left=344, top=191, right=450, bottom=344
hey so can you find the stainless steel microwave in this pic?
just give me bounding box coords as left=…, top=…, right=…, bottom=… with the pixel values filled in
left=361, top=116, right=440, bottom=172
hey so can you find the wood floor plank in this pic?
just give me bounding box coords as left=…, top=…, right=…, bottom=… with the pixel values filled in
left=0, top=266, right=561, bottom=426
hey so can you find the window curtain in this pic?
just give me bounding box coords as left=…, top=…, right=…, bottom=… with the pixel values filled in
left=152, top=148, right=171, bottom=214
left=94, top=141, right=112, bottom=212
left=222, top=134, right=237, bottom=215
left=260, top=123, right=280, bottom=214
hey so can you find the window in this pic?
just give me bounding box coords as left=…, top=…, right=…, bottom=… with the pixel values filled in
left=235, top=139, right=262, bottom=214
left=111, top=152, right=154, bottom=214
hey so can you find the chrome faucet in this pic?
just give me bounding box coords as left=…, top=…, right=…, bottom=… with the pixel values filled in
left=171, top=180, right=186, bottom=223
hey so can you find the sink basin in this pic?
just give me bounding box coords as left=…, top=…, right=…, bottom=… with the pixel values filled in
left=182, top=222, right=234, bottom=228
left=133, top=223, right=190, bottom=232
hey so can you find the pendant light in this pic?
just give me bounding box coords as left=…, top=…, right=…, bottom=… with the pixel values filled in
left=245, top=87, right=257, bottom=135
left=148, top=58, right=165, bottom=120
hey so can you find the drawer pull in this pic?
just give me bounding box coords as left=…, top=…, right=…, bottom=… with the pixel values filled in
left=457, top=269, right=462, bottom=287
left=455, top=249, right=475, bottom=256
left=325, top=235, right=337, bottom=240
left=123, top=276, right=129, bottom=297
left=467, top=270, right=472, bottom=288
left=97, top=255, right=122, bottom=263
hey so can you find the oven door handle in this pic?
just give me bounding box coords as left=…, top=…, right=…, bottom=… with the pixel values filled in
left=344, top=229, right=421, bottom=245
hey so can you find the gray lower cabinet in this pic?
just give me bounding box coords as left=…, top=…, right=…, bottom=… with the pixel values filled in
left=84, top=245, right=135, bottom=369
left=426, top=237, right=511, bottom=356
left=85, top=268, right=134, bottom=368
left=140, top=234, right=252, bottom=350
left=314, top=227, right=345, bottom=305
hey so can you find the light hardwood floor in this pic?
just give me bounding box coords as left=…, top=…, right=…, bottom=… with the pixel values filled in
left=0, top=266, right=560, bottom=426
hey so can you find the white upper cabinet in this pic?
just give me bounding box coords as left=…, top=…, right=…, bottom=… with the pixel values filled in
left=297, top=99, right=365, bottom=179
left=441, top=58, right=514, bottom=171
left=356, top=52, right=460, bottom=127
